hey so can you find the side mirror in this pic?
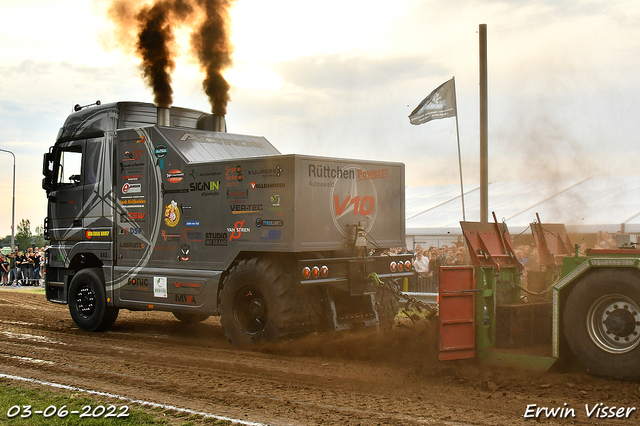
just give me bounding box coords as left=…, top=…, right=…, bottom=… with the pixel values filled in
left=42, top=151, right=54, bottom=193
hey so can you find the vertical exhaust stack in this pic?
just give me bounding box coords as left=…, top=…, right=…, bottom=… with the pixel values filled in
left=197, top=114, right=227, bottom=133
left=157, top=106, right=171, bottom=126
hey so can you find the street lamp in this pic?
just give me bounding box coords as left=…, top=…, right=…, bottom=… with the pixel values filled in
left=0, top=149, right=15, bottom=248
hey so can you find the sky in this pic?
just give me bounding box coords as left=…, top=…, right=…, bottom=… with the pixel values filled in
left=1, top=0, right=639, bottom=238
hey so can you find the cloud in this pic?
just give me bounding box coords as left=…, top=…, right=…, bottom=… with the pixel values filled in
left=273, top=54, right=449, bottom=92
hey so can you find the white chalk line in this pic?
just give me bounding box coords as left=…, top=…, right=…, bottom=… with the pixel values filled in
left=0, top=372, right=272, bottom=426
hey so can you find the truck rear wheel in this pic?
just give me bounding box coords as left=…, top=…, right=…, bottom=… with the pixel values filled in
left=68, top=268, right=119, bottom=332
left=220, top=257, right=312, bottom=346
left=173, top=312, right=210, bottom=324
left=563, top=269, right=640, bottom=380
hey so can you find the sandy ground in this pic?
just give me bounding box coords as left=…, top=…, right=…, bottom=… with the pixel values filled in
left=0, top=288, right=639, bottom=425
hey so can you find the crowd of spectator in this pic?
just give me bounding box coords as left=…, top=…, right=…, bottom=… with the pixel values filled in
left=388, top=238, right=547, bottom=293
left=1, top=246, right=46, bottom=287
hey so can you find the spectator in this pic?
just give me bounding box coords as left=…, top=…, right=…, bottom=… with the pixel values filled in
left=1, top=255, right=8, bottom=285
left=525, top=248, right=540, bottom=271
left=24, top=247, right=36, bottom=286
left=521, top=245, right=531, bottom=266
left=8, top=251, right=19, bottom=286
left=597, top=231, right=617, bottom=249
left=413, top=249, right=430, bottom=277
left=456, top=246, right=469, bottom=265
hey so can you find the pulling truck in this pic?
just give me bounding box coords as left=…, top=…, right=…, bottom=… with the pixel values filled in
left=439, top=216, right=640, bottom=381
left=41, top=101, right=413, bottom=345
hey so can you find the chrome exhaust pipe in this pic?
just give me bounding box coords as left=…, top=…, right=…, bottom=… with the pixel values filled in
left=197, top=114, right=227, bottom=132
left=157, top=107, right=170, bottom=126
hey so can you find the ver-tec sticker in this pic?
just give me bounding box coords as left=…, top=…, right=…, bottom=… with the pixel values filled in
left=164, top=200, right=181, bottom=227
left=230, top=204, right=263, bottom=214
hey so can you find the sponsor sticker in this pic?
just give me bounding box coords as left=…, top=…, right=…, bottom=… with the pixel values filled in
left=154, top=276, right=168, bottom=298
left=86, top=230, right=110, bottom=239
left=122, top=183, right=142, bottom=194
left=251, top=182, right=285, bottom=190
left=167, top=169, right=185, bottom=183
left=228, top=220, right=250, bottom=241
left=164, top=200, right=181, bottom=227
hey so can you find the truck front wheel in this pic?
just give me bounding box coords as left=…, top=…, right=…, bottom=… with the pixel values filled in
left=68, top=268, right=119, bottom=332
left=220, top=257, right=310, bottom=346
left=563, top=269, right=640, bottom=380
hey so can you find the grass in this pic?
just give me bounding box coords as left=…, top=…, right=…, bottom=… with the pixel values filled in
left=0, top=286, right=45, bottom=294
left=0, top=380, right=241, bottom=425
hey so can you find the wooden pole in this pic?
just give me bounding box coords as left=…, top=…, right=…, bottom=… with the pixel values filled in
left=479, top=24, right=489, bottom=223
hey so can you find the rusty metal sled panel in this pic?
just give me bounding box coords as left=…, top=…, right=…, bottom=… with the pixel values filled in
left=439, top=266, right=476, bottom=361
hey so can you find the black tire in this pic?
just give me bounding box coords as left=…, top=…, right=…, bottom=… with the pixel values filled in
left=68, top=268, right=119, bottom=332
left=219, top=257, right=316, bottom=346
left=173, top=312, right=210, bottom=324
left=563, top=269, right=640, bottom=380
left=375, top=286, right=399, bottom=329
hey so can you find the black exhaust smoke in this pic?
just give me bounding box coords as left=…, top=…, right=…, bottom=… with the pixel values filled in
left=108, top=0, right=236, bottom=113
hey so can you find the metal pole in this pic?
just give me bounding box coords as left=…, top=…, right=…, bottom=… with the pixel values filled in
left=0, top=149, right=15, bottom=248
left=479, top=24, right=489, bottom=223
left=452, top=77, right=466, bottom=221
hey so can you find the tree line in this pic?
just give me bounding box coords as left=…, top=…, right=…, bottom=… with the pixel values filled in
left=0, top=219, right=47, bottom=250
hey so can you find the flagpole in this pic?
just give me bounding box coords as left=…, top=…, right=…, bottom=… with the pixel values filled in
left=453, top=77, right=466, bottom=221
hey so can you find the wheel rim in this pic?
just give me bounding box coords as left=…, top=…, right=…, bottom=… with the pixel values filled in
left=587, top=293, right=640, bottom=354
left=75, top=283, right=97, bottom=319
left=232, top=284, right=268, bottom=335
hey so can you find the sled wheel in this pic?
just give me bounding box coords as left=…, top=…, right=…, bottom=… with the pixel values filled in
left=173, top=312, right=210, bottom=324
left=375, top=286, right=399, bottom=329
left=563, top=269, right=640, bottom=380
left=220, top=258, right=308, bottom=346
left=68, top=268, right=118, bottom=332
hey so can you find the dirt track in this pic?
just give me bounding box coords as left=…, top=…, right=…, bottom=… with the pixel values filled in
left=1, top=289, right=639, bottom=425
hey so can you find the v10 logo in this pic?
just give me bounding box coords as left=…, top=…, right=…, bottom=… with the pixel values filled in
left=333, top=195, right=375, bottom=216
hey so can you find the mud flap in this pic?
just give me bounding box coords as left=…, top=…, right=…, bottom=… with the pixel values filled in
left=439, top=266, right=477, bottom=361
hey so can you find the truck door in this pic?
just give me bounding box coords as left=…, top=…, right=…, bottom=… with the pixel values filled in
left=49, top=142, right=85, bottom=233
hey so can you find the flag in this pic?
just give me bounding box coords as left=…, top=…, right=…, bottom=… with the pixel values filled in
left=408, top=78, right=456, bottom=125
